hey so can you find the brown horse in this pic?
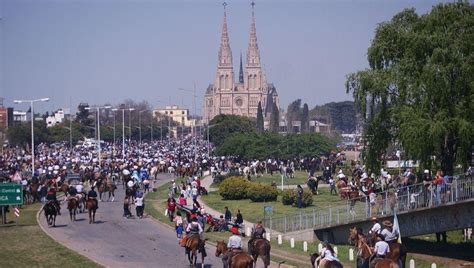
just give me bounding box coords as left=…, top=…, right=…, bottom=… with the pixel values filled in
left=348, top=227, right=402, bottom=268
left=98, top=180, right=117, bottom=202
left=44, top=202, right=57, bottom=227
left=59, top=183, right=70, bottom=197
left=67, top=198, right=78, bottom=221
left=215, top=240, right=253, bottom=268
left=185, top=235, right=206, bottom=266
left=310, top=252, right=343, bottom=268
left=86, top=198, right=98, bottom=224
left=248, top=238, right=270, bottom=267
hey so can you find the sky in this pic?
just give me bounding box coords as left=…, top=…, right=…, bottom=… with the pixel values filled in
left=0, top=0, right=449, bottom=114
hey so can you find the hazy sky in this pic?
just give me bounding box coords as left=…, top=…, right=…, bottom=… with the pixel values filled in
left=1, top=0, right=447, bottom=114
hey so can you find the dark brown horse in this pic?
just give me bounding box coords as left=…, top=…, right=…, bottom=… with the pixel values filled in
left=248, top=238, right=270, bottom=267
left=86, top=198, right=98, bottom=224
left=98, top=179, right=116, bottom=202
left=43, top=202, right=57, bottom=227
left=215, top=240, right=253, bottom=268
left=67, top=198, right=78, bottom=221
left=185, top=235, right=206, bottom=266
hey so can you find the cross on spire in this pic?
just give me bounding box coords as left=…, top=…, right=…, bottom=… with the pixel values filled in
left=223, top=2, right=227, bottom=10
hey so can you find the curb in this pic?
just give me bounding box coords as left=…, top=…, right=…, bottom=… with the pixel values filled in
left=36, top=201, right=106, bottom=268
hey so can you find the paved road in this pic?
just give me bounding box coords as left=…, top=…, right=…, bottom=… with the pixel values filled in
left=38, top=174, right=222, bottom=268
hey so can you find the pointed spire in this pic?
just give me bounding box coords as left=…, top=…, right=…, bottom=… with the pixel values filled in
left=218, top=2, right=232, bottom=67
left=247, top=1, right=260, bottom=67
left=239, top=52, right=244, bottom=83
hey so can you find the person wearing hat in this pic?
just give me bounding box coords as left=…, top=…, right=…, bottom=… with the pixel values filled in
left=381, top=220, right=398, bottom=243
left=222, top=226, right=243, bottom=268
left=182, top=215, right=203, bottom=248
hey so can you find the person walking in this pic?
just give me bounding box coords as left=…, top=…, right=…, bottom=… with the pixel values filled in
left=123, top=197, right=132, bottom=218
left=135, top=192, right=144, bottom=219
left=296, top=185, right=303, bottom=208
left=224, top=206, right=232, bottom=223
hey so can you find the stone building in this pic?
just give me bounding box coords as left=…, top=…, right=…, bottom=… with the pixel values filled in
left=203, top=3, right=279, bottom=121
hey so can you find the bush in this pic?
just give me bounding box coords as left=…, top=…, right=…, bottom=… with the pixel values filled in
left=219, top=176, right=250, bottom=200
left=281, top=188, right=313, bottom=207
left=213, top=172, right=242, bottom=184
left=247, top=183, right=278, bottom=202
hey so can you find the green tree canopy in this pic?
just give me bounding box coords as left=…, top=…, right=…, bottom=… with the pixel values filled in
left=346, top=2, right=474, bottom=175
left=256, top=101, right=264, bottom=133
left=269, top=102, right=280, bottom=133
left=209, top=114, right=256, bottom=146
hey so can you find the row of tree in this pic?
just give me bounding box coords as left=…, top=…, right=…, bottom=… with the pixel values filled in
left=346, top=2, right=473, bottom=175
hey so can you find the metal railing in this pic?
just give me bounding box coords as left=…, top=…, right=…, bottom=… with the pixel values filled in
left=264, top=174, right=473, bottom=233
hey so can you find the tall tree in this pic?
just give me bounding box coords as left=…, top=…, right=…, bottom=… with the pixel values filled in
left=208, top=114, right=256, bottom=146
left=286, top=99, right=302, bottom=133
left=346, top=2, right=474, bottom=175
left=256, top=101, right=264, bottom=132
left=269, top=102, right=280, bottom=133
left=301, top=103, right=309, bottom=133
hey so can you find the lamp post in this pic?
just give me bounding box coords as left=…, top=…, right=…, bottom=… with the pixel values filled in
left=138, top=110, right=146, bottom=144
left=178, top=86, right=198, bottom=141
left=13, top=97, right=50, bottom=175
left=111, top=109, right=118, bottom=156
left=85, top=105, right=111, bottom=166
left=115, top=107, right=134, bottom=159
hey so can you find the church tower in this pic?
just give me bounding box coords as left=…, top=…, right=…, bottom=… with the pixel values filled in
left=245, top=1, right=265, bottom=91
left=215, top=2, right=234, bottom=91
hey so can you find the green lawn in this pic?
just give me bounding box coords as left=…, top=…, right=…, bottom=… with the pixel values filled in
left=0, top=203, right=101, bottom=268
left=201, top=186, right=351, bottom=224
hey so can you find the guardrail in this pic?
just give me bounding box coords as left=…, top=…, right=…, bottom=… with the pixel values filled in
left=264, top=174, right=473, bottom=233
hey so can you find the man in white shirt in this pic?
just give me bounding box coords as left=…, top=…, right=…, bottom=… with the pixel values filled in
left=370, top=234, right=390, bottom=268
left=222, top=228, right=243, bottom=268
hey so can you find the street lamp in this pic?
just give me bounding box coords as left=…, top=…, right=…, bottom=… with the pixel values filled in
left=13, top=97, right=50, bottom=175
left=138, top=110, right=146, bottom=144
left=178, top=85, right=199, bottom=140
left=115, top=107, right=135, bottom=159
left=85, top=105, right=111, bottom=166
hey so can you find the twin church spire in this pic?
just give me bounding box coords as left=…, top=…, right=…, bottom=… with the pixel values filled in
left=216, top=1, right=262, bottom=90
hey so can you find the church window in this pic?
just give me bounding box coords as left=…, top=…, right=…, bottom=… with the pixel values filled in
left=220, top=75, right=224, bottom=89
left=225, top=74, right=229, bottom=89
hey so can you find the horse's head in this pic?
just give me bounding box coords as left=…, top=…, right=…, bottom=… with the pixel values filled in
left=215, top=240, right=227, bottom=257
left=348, top=227, right=359, bottom=244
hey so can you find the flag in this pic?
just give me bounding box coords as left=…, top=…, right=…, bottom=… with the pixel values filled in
left=393, top=212, right=402, bottom=244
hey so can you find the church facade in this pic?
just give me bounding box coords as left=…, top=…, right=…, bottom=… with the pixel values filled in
left=203, top=4, right=279, bottom=121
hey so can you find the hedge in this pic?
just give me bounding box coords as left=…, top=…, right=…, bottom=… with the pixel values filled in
left=247, top=183, right=278, bottom=202
left=219, top=176, right=250, bottom=200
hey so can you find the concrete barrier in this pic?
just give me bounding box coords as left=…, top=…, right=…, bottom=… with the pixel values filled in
left=409, top=259, right=415, bottom=268
left=303, top=241, right=308, bottom=252
left=318, top=243, right=322, bottom=252
left=278, top=235, right=282, bottom=245
left=431, top=263, right=437, bottom=268
left=266, top=232, right=271, bottom=241
left=349, top=248, right=354, bottom=261
left=334, top=246, right=338, bottom=255
left=290, top=238, right=295, bottom=248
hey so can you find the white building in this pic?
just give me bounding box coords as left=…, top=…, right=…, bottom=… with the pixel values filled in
left=46, top=109, right=66, bottom=127
left=153, top=105, right=196, bottom=127
left=13, top=111, right=27, bottom=122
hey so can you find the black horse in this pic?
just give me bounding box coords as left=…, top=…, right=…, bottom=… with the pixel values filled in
left=44, top=202, right=57, bottom=227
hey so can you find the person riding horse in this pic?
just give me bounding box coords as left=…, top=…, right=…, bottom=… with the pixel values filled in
left=314, top=241, right=340, bottom=268
left=248, top=220, right=266, bottom=254
left=370, top=234, right=391, bottom=268
left=222, top=227, right=243, bottom=268
left=46, top=187, right=61, bottom=215
left=87, top=187, right=99, bottom=209
left=381, top=220, right=398, bottom=243
left=181, top=216, right=204, bottom=251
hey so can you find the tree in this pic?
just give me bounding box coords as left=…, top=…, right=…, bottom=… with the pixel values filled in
left=286, top=99, right=302, bottom=133
left=269, top=102, right=280, bottom=133
left=256, top=101, right=264, bottom=133
left=301, top=103, right=309, bottom=133
left=208, top=114, right=256, bottom=146
left=346, top=2, right=474, bottom=175
left=310, top=101, right=358, bottom=133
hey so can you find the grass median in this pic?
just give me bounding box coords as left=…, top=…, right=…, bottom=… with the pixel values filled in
left=0, top=203, right=101, bottom=267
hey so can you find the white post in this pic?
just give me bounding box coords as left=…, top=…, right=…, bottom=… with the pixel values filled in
left=278, top=235, right=282, bottom=245
left=97, top=108, right=101, bottom=167
left=30, top=101, right=34, bottom=175
left=409, top=259, right=415, bottom=268
left=290, top=238, right=295, bottom=248
left=334, top=246, right=338, bottom=255
left=122, top=109, right=125, bottom=159
left=265, top=232, right=271, bottom=241
left=431, top=263, right=437, bottom=268
left=349, top=248, right=354, bottom=261
left=303, top=241, right=308, bottom=252
left=318, top=243, right=322, bottom=252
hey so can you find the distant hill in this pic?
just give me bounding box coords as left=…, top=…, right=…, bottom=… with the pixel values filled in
left=310, top=101, right=358, bottom=133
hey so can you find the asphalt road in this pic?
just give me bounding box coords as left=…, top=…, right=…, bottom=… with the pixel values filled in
left=38, top=174, right=222, bottom=268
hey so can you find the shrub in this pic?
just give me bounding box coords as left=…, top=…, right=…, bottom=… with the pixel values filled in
left=247, top=183, right=278, bottom=202
left=281, top=188, right=313, bottom=207
left=213, top=172, right=243, bottom=184
left=219, top=176, right=250, bottom=200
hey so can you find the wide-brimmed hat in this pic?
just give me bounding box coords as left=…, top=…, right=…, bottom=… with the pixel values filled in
left=371, top=217, right=378, bottom=222
left=383, top=220, right=393, bottom=227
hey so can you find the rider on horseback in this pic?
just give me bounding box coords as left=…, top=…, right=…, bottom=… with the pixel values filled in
left=315, top=241, right=340, bottom=268
left=248, top=220, right=266, bottom=255
left=370, top=234, right=390, bottom=268
left=222, top=227, right=243, bottom=268
left=46, top=187, right=61, bottom=215
left=88, top=186, right=99, bottom=209
left=381, top=220, right=398, bottom=243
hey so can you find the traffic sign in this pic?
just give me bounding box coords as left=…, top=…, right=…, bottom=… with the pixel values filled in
left=0, top=184, right=23, bottom=205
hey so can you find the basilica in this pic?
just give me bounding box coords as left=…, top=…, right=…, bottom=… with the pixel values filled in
left=203, top=3, right=280, bottom=121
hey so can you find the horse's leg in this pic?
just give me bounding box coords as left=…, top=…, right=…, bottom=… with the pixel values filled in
left=53, top=215, right=56, bottom=227
left=89, top=210, right=92, bottom=224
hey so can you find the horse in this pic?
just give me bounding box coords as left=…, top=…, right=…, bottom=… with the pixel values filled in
left=248, top=238, right=271, bottom=267
left=185, top=235, right=206, bottom=266
left=97, top=179, right=117, bottom=202
left=215, top=240, right=253, bottom=268
left=348, top=227, right=403, bottom=268
left=310, top=252, right=343, bottom=268
left=67, top=198, right=78, bottom=221
left=43, top=202, right=57, bottom=227
left=86, top=198, right=98, bottom=224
